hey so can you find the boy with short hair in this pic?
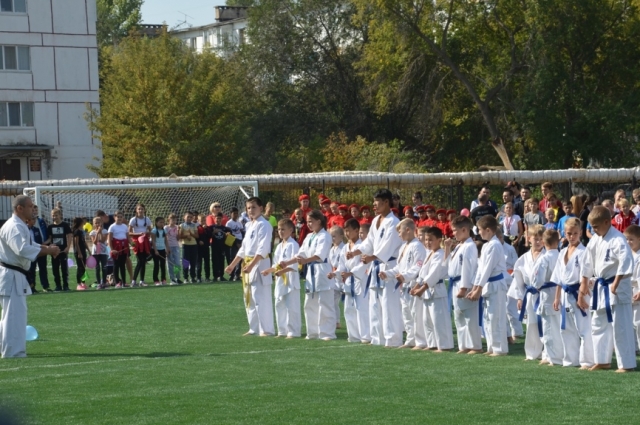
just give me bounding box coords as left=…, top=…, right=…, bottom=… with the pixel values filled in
left=467, top=215, right=508, bottom=356
left=226, top=207, right=244, bottom=281
left=552, top=217, right=594, bottom=368
left=557, top=201, right=575, bottom=246
left=531, top=229, right=562, bottom=365
left=327, top=226, right=345, bottom=330
left=380, top=218, right=427, bottom=349
left=510, top=224, right=546, bottom=360
left=612, top=199, right=638, bottom=233
left=44, top=208, right=73, bottom=292
left=624, top=225, right=640, bottom=352
left=444, top=216, right=482, bottom=353
left=412, top=227, right=453, bottom=351
left=339, top=218, right=370, bottom=343
left=211, top=213, right=231, bottom=282
left=196, top=214, right=212, bottom=282
left=226, top=197, right=275, bottom=336
left=496, top=228, right=522, bottom=343
left=579, top=206, right=636, bottom=372
left=262, top=219, right=301, bottom=338
left=359, top=206, right=373, bottom=225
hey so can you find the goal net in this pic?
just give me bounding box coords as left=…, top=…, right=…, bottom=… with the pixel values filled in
left=23, top=182, right=258, bottom=222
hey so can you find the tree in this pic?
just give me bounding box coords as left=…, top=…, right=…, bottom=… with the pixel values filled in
left=97, top=0, right=144, bottom=48
left=88, top=33, right=255, bottom=177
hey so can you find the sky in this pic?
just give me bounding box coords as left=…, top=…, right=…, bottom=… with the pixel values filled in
left=141, top=0, right=220, bottom=29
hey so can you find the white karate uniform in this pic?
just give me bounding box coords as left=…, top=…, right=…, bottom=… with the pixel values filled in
left=550, top=244, right=594, bottom=367
left=445, top=238, right=481, bottom=351
left=236, top=216, right=275, bottom=336
left=474, top=236, right=508, bottom=355
left=273, top=238, right=301, bottom=337
left=300, top=230, right=335, bottom=339
left=358, top=213, right=403, bottom=347
left=329, top=242, right=344, bottom=327
left=531, top=249, right=563, bottom=365
left=338, top=240, right=370, bottom=343
left=418, top=249, right=454, bottom=350
left=385, top=239, right=427, bottom=347
left=502, top=242, right=523, bottom=338
left=581, top=226, right=636, bottom=369
left=0, top=215, right=41, bottom=358
left=631, top=252, right=640, bottom=351
left=511, top=249, right=549, bottom=360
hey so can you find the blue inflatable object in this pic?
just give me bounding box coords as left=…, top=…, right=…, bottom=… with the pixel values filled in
left=26, top=325, right=38, bottom=341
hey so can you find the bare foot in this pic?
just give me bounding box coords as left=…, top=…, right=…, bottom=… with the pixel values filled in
left=398, top=345, right=412, bottom=349
left=321, top=337, right=333, bottom=341
left=467, top=350, right=484, bottom=355
left=412, top=346, right=425, bottom=351
left=435, top=349, right=452, bottom=353
left=579, top=365, right=591, bottom=370
left=259, top=333, right=272, bottom=337
left=424, top=347, right=437, bottom=351
left=616, top=368, right=635, bottom=373
left=285, top=336, right=296, bottom=339
left=589, top=364, right=611, bottom=371
left=539, top=359, right=550, bottom=365
left=489, top=353, right=507, bottom=357
left=457, top=349, right=471, bottom=354
left=243, top=331, right=255, bottom=336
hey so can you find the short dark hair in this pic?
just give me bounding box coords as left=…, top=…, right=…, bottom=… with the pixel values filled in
left=216, top=212, right=223, bottom=218
left=426, top=226, right=443, bottom=239
left=413, top=191, right=423, bottom=200
left=451, top=216, right=473, bottom=230
left=477, top=215, right=498, bottom=232
left=278, top=218, right=294, bottom=230
left=230, top=207, right=239, bottom=213
left=374, top=189, right=393, bottom=205
left=95, top=209, right=106, bottom=217
left=344, top=218, right=360, bottom=230
left=246, top=196, right=263, bottom=207
left=155, top=216, right=164, bottom=225
left=543, top=229, right=560, bottom=247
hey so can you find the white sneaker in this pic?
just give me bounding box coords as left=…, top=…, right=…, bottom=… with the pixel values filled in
left=139, top=281, right=148, bottom=287
left=169, top=281, right=178, bottom=286
left=130, top=280, right=138, bottom=287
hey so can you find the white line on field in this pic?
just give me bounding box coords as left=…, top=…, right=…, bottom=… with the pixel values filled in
left=0, top=344, right=359, bottom=373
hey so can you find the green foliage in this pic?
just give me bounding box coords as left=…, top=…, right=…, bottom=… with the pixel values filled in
left=89, top=33, right=255, bottom=178
left=97, top=0, right=144, bottom=48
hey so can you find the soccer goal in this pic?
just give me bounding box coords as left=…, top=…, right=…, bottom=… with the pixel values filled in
left=23, top=181, right=259, bottom=221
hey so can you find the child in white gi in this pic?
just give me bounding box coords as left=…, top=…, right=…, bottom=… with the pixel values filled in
left=444, top=216, right=481, bottom=354
left=339, top=218, right=370, bottom=343
left=579, top=206, right=636, bottom=372
left=413, top=226, right=453, bottom=351
left=349, top=189, right=403, bottom=347
left=624, top=225, right=640, bottom=353
left=531, top=230, right=562, bottom=365
left=327, top=226, right=345, bottom=330
left=225, top=197, right=274, bottom=337
left=510, top=224, right=546, bottom=360
left=290, top=210, right=334, bottom=340
left=380, top=219, right=427, bottom=349
left=468, top=215, right=508, bottom=356
left=263, top=219, right=301, bottom=338
left=551, top=218, right=593, bottom=368
left=496, top=228, right=522, bottom=342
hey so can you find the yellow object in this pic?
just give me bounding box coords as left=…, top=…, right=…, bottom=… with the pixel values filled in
left=225, top=234, right=236, bottom=247
left=274, top=264, right=288, bottom=286
left=241, top=257, right=254, bottom=308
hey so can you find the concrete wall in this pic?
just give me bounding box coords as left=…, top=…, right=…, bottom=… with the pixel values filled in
left=0, top=0, right=100, bottom=180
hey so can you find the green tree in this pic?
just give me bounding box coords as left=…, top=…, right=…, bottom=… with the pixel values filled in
left=97, top=0, right=144, bottom=47
left=88, top=33, right=255, bottom=177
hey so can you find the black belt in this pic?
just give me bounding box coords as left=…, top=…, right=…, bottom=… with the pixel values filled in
left=0, top=261, right=29, bottom=278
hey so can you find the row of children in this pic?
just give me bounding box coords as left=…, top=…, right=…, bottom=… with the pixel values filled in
left=234, top=190, right=638, bottom=372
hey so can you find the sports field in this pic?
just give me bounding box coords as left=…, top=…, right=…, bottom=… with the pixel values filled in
left=2, top=282, right=640, bottom=424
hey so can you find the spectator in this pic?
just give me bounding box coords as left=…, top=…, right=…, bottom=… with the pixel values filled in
left=207, top=202, right=228, bottom=226
left=470, top=186, right=498, bottom=211
left=538, top=182, right=563, bottom=213
left=470, top=194, right=497, bottom=224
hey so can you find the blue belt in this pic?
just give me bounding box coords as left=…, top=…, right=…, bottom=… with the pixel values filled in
left=364, top=257, right=396, bottom=299
left=447, top=275, right=461, bottom=311
left=349, top=275, right=357, bottom=309
left=308, top=258, right=328, bottom=297
left=561, top=283, right=586, bottom=330
left=592, top=277, right=615, bottom=323
left=519, top=282, right=556, bottom=337
left=478, top=273, right=504, bottom=327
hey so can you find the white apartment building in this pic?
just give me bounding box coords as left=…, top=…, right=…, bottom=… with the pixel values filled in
left=170, top=6, right=248, bottom=55
left=0, top=0, right=100, bottom=181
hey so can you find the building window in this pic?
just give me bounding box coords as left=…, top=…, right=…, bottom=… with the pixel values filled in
left=0, top=46, right=30, bottom=71
left=0, top=0, right=26, bottom=13
left=0, top=102, right=34, bottom=127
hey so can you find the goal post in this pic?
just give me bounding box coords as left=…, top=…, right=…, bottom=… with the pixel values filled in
left=23, top=181, right=259, bottom=222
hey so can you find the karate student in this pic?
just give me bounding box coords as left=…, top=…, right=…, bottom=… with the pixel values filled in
left=262, top=219, right=301, bottom=338
left=510, top=224, right=546, bottom=361
left=327, top=226, right=345, bottom=330
left=0, top=196, right=60, bottom=358
left=348, top=189, right=403, bottom=347
left=579, top=206, right=636, bottom=372
left=551, top=218, right=594, bottom=368
left=380, top=219, right=427, bottom=349
left=338, top=218, right=370, bottom=343
left=625, top=225, right=640, bottom=352
left=530, top=230, right=562, bottom=365
left=225, top=197, right=275, bottom=337
left=412, top=227, right=453, bottom=351
left=444, top=216, right=482, bottom=354
left=467, top=215, right=509, bottom=356
left=497, top=228, right=522, bottom=342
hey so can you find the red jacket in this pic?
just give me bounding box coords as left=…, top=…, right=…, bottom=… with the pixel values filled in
left=436, top=220, right=453, bottom=238
left=290, top=207, right=312, bottom=222
left=612, top=211, right=638, bottom=233
left=359, top=217, right=373, bottom=225
left=295, top=221, right=310, bottom=247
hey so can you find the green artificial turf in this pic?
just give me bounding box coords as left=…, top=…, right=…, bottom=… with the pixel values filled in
left=2, top=281, right=640, bottom=425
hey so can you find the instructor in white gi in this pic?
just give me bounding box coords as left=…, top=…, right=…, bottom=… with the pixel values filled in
left=0, top=195, right=60, bottom=358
